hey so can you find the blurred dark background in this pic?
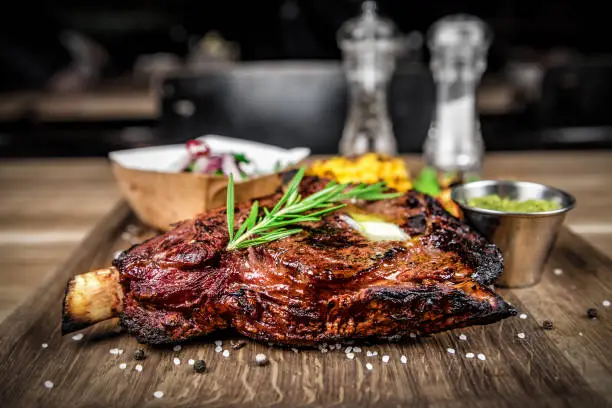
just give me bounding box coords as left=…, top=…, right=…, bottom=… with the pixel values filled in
left=1, top=0, right=611, bottom=156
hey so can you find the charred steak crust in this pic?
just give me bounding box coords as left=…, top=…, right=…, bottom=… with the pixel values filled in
left=113, top=177, right=515, bottom=345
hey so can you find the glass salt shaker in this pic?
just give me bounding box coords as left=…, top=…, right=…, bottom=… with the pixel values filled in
left=423, top=15, right=491, bottom=182
left=337, top=1, right=402, bottom=156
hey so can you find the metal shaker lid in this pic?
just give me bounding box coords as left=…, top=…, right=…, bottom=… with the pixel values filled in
left=337, top=1, right=400, bottom=51
left=428, top=14, right=491, bottom=51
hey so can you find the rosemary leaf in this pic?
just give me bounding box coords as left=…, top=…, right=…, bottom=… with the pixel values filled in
left=226, top=174, right=235, bottom=241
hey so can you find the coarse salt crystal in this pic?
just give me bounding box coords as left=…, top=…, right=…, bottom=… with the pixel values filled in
left=222, top=350, right=230, bottom=357
left=371, top=351, right=378, bottom=356
left=519, top=313, right=528, bottom=319
left=173, top=345, right=182, bottom=352
left=320, top=348, right=328, bottom=353
left=579, top=332, right=584, bottom=336
left=603, top=300, right=611, bottom=307
left=110, top=348, right=119, bottom=355
left=215, top=346, right=222, bottom=353
left=517, top=332, right=526, bottom=339
left=458, top=334, right=467, bottom=341
left=447, top=348, right=456, bottom=354
left=214, top=340, right=222, bottom=347
left=345, top=347, right=353, bottom=354
left=292, top=348, right=299, bottom=353
left=153, top=391, right=164, bottom=399
left=71, top=333, right=83, bottom=341
left=365, top=363, right=373, bottom=370
left=466, top=352, right=475, bottom=359
left=347, top=352, right=355, bottom=360
left=113, top=250, right=123, bottom=260
left=173, top=357, right=181, bottom=365
left=119, top=363, right=127, bottom=370
left=400, top=355, right=407, bottom=364
left=135, top=364, right=143, bottom=372
left=255, top=353, right=267, bottom=365
left=41, top=343, right=48, bottom=349
left=477, top=353, right=486, bottom=361
left=188, top=359, right=195, bottom=365
left=553, top=268, right=563, bottom=276
left=382, top=355, right=390, bottom=363
left=409, top=333, right=417, bottom=338
left=353, top=347, right=362, bottom=353
left=44, top=380, right=54, bottom=389
left=335, top=343, right=341, bottom=349
left=366, top=351, right=373, bottom=357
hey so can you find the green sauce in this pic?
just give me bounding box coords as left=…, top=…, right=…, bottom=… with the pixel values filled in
left=467, top=195, right=561, bottom=212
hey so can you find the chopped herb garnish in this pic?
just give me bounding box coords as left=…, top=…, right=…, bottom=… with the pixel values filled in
left=225, top=166, right=402, bottom=250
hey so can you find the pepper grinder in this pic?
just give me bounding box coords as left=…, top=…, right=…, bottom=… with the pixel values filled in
left=337, top=1, right=402, bottom=156
left=423, top=15, right=491, bottom=182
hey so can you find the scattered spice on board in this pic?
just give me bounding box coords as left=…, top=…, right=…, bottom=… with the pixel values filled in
left=542, top=320, right=554, bottom=330
left=231, top=340, right=246, bottom=350
left=194, top=360, right=207, bottom=373
left=255, top=354, right=268, bottom=366
left=134, top=349, right=146, bottom=361
left=587, top=308, right=598, bottom=319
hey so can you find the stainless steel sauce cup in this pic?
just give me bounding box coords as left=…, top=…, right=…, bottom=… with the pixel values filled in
left=451, top=180, right=576, bottom=288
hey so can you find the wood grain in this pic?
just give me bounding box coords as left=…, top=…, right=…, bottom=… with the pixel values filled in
left=0, top=204, right=612, bottom=407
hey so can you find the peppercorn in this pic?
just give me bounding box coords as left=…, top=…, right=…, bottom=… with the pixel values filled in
left=587, top=308, right=598, bottom=319
left=542, top=320, right=554, bottom=330
left=193, top=359, right=207, bottom=373
left=134, top=349, right=146, bottom=361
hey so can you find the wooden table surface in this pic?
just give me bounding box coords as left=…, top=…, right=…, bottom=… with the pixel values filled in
left=1, top=151, right=611, bottom=325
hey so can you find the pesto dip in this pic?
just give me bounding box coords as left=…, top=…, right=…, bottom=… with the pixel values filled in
left=467, top=195, right=561, bottom=212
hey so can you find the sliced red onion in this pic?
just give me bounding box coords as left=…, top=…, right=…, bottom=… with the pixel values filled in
left=221, top=154, right=243, bottom=179
left=190, top=156, right=211, bottom=173
left=203, top=155, right=224, bottom=173
left=186, top=139, right=210, bottom=158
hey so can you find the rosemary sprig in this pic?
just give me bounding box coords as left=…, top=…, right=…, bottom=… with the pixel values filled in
left=225, top=166, right=402, bottom=250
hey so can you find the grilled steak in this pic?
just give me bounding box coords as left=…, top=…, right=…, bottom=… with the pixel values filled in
left=72, top=176, right=511, bottom=345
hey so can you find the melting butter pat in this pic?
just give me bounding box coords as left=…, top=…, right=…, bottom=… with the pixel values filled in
left=358, top=221, right=410, bottom=242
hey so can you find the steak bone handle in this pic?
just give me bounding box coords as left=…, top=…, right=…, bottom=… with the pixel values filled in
left=61, top=267, right=124, bottom=335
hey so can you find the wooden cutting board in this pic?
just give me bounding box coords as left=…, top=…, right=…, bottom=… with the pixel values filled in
left=1, top=202, right=611, bottom=408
